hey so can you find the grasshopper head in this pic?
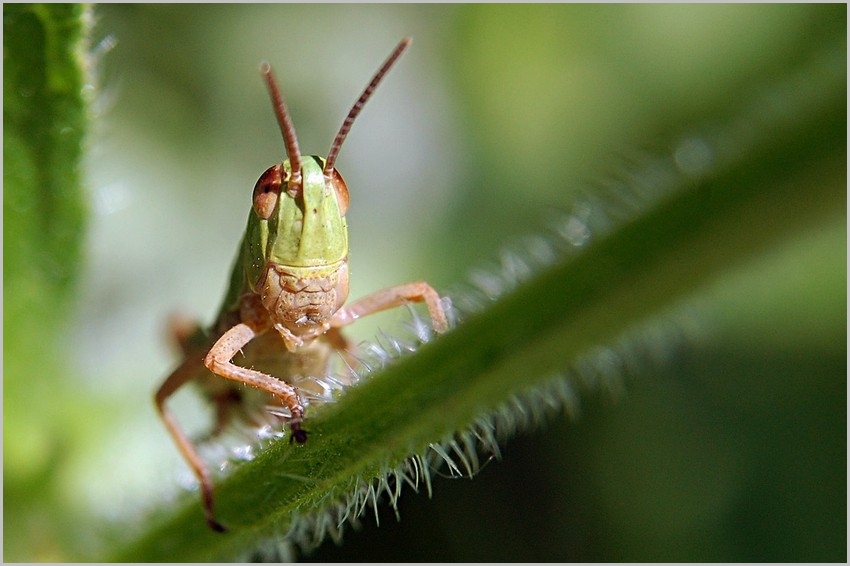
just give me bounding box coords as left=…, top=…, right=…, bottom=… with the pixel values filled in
left=243, top=157, right=350, bottom=330
left=250, top=155, right=349, bottom=269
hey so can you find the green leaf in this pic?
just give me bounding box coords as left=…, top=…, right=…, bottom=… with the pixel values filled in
left=4, top=3, right=89, bottom=324
left=3, top=3, right=91, bottom=562
left=109, top=33, right=845, bottom=562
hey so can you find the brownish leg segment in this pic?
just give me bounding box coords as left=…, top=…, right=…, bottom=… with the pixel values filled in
left=329, top=280, right=448, bottom=334
left=154, top=355, right=227, bottom=532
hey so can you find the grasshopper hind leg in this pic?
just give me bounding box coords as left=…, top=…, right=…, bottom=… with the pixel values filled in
left=154, top=353, right=229, bottom=532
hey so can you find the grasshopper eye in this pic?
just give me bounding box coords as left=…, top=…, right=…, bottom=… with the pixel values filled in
left=253, top=163, right=283, bottom=219
left=326, top=168, right=349, bottom=215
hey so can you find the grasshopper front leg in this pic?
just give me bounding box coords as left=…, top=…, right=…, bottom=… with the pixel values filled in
left=329, top=280, right=449, bottom=334
left=204, top=322, right=309, bottom=444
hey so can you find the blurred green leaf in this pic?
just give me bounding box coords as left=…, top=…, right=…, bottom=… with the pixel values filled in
left=3, top=3, right=90, bottom=561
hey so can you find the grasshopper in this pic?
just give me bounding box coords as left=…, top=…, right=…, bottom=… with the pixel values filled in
left=154, top=37, right=448, bottom=532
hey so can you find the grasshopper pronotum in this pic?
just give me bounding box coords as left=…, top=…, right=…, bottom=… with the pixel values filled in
left=154, top=38, right=448, bottom=532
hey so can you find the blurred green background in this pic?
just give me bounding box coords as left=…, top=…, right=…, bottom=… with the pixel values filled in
left=4, top=4, right=845, bottom=561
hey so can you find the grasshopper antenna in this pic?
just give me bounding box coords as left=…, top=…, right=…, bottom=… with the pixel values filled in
left=261, top=62, right=303, bottom=194
left=324, top=37, right=412, bottom=177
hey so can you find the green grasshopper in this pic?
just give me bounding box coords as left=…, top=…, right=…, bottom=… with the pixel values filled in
left=154, top=37, right=448, bottom=532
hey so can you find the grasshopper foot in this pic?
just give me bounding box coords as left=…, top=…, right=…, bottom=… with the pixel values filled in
left=289, top=422, right=308, bottom=444
left=200, top=477, right=228, bottom=533
left=206, top=516, right=228, bottom=533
